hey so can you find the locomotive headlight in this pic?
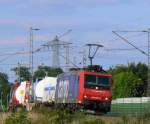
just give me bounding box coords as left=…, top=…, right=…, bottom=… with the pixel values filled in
left=105, top=97, right=108, bottom=100
left=84, top=95, right=87, bottom=99
left=96, top=87, right=98, bottom=90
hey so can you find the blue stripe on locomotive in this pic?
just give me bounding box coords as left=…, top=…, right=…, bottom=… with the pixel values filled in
left=55, top=73, right=79, bottom=103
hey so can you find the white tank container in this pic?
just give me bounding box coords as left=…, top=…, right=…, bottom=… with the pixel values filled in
left=35, top=77, right=57, bottom=103
left=15, top=81, right=26, bottom=105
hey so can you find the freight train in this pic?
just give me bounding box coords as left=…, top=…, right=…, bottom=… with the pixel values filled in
left=9, top=65, right=112, bottom=113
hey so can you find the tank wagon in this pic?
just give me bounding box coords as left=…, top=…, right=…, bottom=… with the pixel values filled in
left=9, top=77, right=57, bottom=111
left=34, top=77, right=57, bottom=104
left=9, top=81, right=31, bottom=111
left=55, top=66, right=112, bottom=113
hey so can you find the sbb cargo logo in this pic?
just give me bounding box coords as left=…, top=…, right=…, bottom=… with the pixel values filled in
left=58, top=80, right=69, bottom=99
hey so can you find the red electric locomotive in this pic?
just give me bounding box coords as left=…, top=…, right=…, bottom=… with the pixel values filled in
left=55, top=65, right=112, bottom=113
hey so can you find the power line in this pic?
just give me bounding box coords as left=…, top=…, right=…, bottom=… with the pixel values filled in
left=59, top=53, right=79, bottom=68
left=107, top=32, right=146, bottom=43
left=104, top=46, right=147, bottom=51
left=0, top=48, right=54, bottom=63
left=112, top=31, right=148, bottom=56
left=0, top=51, right=29, bottom=57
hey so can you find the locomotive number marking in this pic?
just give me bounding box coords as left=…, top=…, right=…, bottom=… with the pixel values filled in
left=58, top=80, right=69, bottom=99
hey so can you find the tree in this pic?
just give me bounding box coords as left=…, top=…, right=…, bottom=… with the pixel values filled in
left=109, top=62, right=148, bottom=98
left=33, top=66, right=46, bottom=81
left=112, top=71, right=142, bottom=99
left=11, top=66, right=31, bottom=82
left=47, top=68, right=63, bottom=77
left=33, top=66, right=63, bottom=82
left=0, top=72, right=10, bottom=107
left=128, top=62, right=148, bottom=96
left=128, top=62, right=147, bottom=81
left=108, top=65, right=128, bottom=74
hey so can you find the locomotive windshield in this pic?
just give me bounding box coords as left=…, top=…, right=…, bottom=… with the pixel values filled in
left=97, top=76, right=109, bottom=86
left=84, top=74, right=110, bottom=88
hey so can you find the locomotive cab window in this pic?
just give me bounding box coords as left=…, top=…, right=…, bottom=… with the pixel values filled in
left=97, top=76, right=109, bottom=86
left=85, top=75, right=96, bottom=85
left=84, top=74, right=110, bottom=88
left=84, top=75, right=96, bottom=88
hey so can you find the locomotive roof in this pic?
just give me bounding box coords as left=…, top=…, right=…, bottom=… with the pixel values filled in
left=58, top=70, right=80, bottom=77
left=58, top=69, right=111, bottom=78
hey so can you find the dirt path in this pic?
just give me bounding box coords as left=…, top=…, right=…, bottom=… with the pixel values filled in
left=94, top=115, right=122, bottom=123
left=0, top=113, right=9, bottom=124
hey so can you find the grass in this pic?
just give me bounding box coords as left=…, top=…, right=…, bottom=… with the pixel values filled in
left=3, top=104, right=150, bottom=124
left=5, top=112, right=31, bottom=124
left=4, top=111, right=150, bottom=124
left=30, top=106, right=87, bottom=124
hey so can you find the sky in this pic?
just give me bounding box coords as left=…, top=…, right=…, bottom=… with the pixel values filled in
left=0, top=0, right=149, bottom=81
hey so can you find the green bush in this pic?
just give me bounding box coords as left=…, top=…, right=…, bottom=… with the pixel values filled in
left=52, top=109, right=73, bottom=124
left=31, top=106, right=87, bottom=124
left=5, top=112, right=31, bottom=124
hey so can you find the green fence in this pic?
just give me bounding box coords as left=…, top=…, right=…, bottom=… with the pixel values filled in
left=108, top=97, right=150, bottom=116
